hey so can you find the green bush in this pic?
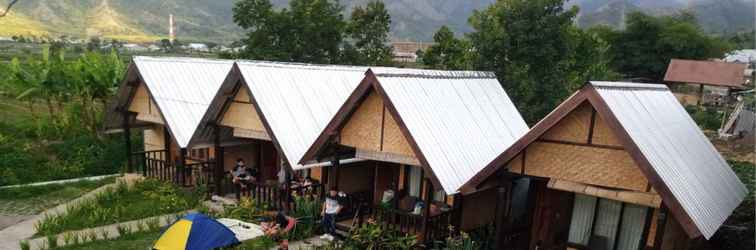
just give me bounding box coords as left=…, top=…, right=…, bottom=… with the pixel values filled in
left=344, top=220, right=417, bottom=250
left=685, top=105, right=723, bottom=131
left=287, top=196, right=322, bottom=241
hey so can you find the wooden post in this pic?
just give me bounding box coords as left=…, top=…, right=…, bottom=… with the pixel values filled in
left=321, top=166, right=329, bottom=200
left=697, top=84, right=704, bottom=106
left=423, top=178, right=433, bottom=241
left=452, top=193, right=464, bottom=231
left=283, top=160, right=292, bottom=212
left=122, top=111, right=133, bottom=173
left=179, top=148, right=187, bottom=185
left=493, top=186, right=509, bottom=250
left=653, top=205, right=669, bottom=250
left=329, top=159, right=340, bottom=191
left=213, top=125, right=225, bottom=196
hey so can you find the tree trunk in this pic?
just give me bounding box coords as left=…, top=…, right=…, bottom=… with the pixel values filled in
left=45, top=97, right=56, bottom=122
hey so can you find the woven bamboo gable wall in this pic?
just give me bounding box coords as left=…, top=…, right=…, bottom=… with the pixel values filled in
left=219, top=85, right=269, bottom=139
left=128, top=83, right=164, bottom=124
left=510, top=102, right=649, bottom=192
left=340, top=91, right=418, bottom=163
left=144, top=124, right=166, bottom=157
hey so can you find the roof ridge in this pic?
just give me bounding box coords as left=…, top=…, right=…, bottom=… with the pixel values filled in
left=133, top=56, right=234, bottom=64
left=372, top=69, right=496, bottom=79
left=236, top=60, right=368, bottom=71
left=590, top=81, right=669, bottom=90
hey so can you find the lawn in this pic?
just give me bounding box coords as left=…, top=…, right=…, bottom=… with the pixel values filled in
left=0, top=177, right=115, bottom=215
left=48, top=229, right=277, bottom=250
left=52, top=230, right=162, bottom=250
left=35, top=179, right=201, bottom=236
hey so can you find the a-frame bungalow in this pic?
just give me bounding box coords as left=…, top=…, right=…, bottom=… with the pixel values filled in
left=300, top=68, right=529, bottom=243
left=189, top=61, right=370, bottom=206
left=104, top=57, right=233, bottom=188
left=461, top=81, right=747, bottom=250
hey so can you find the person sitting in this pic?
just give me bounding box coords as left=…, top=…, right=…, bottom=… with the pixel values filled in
left=232, top=158, right=256, bottom=199
left=261, top=210, right=295, bottom=237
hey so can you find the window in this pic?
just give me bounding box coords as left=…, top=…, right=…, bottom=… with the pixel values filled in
left=567, top=194, right=649, bottom=250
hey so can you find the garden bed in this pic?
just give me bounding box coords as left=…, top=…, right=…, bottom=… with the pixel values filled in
left=34, top=179, right=201, bottom=236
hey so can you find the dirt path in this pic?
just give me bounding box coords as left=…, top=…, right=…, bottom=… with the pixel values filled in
left=0, top=215, right=34, bottom=231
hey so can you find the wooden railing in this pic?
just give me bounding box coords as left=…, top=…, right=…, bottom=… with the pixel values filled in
left=235, top=181, right=324, bottom=211
left=424, top=209, right=454, bottom=241
left=376, top=207, right=426, bottom=235
left=131, top=150, right=222, bottom=190
left=373, top=206, right=457, bottom=244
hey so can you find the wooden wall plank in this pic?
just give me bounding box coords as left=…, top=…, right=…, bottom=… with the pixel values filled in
left=220, top=86, right=265, bottom=131
left=523, top=142, right=648, bottom=191
left=341, top=91, right=384, bottom=151
left=591, top=112, right=623, bottom=146
left=541, top=102, right=592, bottom=143
left=381, top=106, right=415, bottom=156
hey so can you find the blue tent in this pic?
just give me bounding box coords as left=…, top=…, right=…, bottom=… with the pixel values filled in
left=154, top=213, right=240, bottom=250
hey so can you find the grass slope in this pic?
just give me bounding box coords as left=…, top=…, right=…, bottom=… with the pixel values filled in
left=0, top=12, right=49, bottom=37
left=0, top=177, right=115, bottom=215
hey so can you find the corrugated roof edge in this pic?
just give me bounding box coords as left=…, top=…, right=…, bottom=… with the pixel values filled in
left=372, top=68, right=496, bottom=79
left=590, top=81, right=669, bottom=90
left=133, top=56, right=235, bottom=65
left=235, top=60, right=369, bottom=72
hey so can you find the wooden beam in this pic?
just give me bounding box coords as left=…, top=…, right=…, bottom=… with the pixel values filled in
left=355, top=148, right=421, bottom=166
left=536, top=138, right=624, bottom=150
left=232, top=128, right=271, bottom=140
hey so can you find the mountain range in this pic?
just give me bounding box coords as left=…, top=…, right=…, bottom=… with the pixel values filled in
left=0, top=0, right=752, bottom=43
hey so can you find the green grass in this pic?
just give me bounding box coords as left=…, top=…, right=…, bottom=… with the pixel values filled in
left=0, top=177, right=115, bottom=215
left=50, top=230, right=278, bottom=250
left=52, top=230, right=161, bottom=250
left=35, top=179, right=200, bottom=236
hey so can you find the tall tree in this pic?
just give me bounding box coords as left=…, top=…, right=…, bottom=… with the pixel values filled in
left=420, top=26, right=473, bottom=70
left=233, top=0, right=346, bottom=64
left=343, top=0, right=393, bottom=66
left=595, top=11, right=732, bottom=81
left=469, top=0, right=595, bottom=124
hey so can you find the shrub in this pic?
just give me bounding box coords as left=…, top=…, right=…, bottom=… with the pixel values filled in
left=287, top=196, right=322, bottom=241
left=19, top=240, right=30, bottom=250
left=685, top=105, right=723, bottom=131
left=46, top=235, right=58, bottom=248
left=116, top=224, right=132, bottom=237
left=345, top=219, right=417, bottom=250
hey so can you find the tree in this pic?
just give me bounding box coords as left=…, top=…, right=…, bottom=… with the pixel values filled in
left=594, top=11, right=732, bottom=81
left=420, top=26, right=472, bottom=70
left=233, top=0, right=346, bottom=64
left=468, top=0, right=593, bottom=124
left=343, top=0, right=393, bottom=66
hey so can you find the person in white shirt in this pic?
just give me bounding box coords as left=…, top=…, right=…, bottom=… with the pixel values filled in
left=320, top=189, right=342, bottom=241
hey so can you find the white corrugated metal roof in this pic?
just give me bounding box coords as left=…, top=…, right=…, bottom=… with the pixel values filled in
left=371, top=68, right=529, bottom=194
left=134, top=56, right=234, bottom=148
left=236, top=61, right=369, bottom=169
left=591, top=81, right=747, bottom=239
